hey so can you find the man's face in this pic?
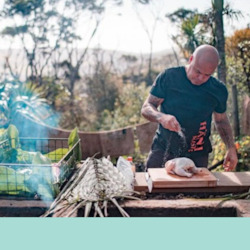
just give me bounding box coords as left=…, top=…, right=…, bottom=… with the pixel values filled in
left=186, top=56, right=217, bottom=85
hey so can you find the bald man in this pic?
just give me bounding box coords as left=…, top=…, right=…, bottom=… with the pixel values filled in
left=141, top=44, right=238, bottom=171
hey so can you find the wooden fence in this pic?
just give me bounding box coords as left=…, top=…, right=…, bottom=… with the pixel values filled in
left=12, top=112, right=158, bottom=159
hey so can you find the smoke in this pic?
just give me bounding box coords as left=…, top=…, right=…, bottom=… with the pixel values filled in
left=0, top=80, right=63, bottom=204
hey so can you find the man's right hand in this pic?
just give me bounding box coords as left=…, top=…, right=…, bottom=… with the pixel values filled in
left=141, top=94, right=181, bottom=133
left=157, top=114, right=181, bottom=132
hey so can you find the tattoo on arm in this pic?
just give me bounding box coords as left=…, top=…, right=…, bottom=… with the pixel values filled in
left=213, top=113, right=235, bottom=149
left=141, top=95, right=164, bottom=122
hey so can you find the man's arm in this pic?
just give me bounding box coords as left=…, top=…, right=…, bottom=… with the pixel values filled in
left=213, top=112, right=238, bottom=171
left=141, top=94, right=181, bottom=132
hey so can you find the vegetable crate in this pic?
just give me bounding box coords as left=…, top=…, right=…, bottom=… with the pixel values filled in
left=0, top=137, right=81, bottom=200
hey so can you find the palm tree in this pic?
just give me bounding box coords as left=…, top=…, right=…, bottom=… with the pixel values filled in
left=166, top=8, right=213, bottom=60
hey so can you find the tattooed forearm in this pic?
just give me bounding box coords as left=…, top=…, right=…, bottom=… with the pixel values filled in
left=141, top=94, right=164, bottom=122
left=213, top=112, right=236, bottom=149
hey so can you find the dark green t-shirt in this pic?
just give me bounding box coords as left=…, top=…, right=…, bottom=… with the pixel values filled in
left=150, top=66, right=228, bottom=158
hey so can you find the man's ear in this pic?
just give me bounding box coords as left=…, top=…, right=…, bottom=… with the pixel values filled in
left=188, top=55, right=193, bottom=63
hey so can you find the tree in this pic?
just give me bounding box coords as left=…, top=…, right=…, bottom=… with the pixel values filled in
left=166, top=8, right=213, bottom=60
left=0, top=0, right=123, bottom=129
left=225, top=27, right=250, bottom=137
left=1, top=0, right=63, bottom=83
left=213, top=0, right=226, bottom=83
left=166, top=1, right=242, bottom=64
left=0, top=78, right=56, bottom=128
left=54, top=15, right=101, bottom=127
left=83, top=48, right=122, bottom=130
left=226, top=28, right=250, bottom=94
left=99, top=83, right=149, bottom=130
left=132, top=0, right=164, bottom=85
left=0, top=0, right=122, bottom=84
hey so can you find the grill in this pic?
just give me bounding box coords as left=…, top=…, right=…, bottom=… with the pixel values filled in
left=0, top=137, right=81, bottom=200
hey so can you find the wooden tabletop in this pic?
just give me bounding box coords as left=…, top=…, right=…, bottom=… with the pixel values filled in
left=134, top=171, right=250, bottom=194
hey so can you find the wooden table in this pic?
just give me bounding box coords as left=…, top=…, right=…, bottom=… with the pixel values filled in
left=134, top=171, right=250, bottom=194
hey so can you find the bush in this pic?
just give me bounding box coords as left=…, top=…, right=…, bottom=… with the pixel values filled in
left=210, top=134, right=250, bottom=171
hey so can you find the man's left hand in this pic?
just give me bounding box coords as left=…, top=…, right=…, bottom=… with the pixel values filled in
left=223, top=148, right=238, bottom=171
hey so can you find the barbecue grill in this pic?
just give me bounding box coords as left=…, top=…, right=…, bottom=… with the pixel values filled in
left=0, top=137, right=81, bottom=200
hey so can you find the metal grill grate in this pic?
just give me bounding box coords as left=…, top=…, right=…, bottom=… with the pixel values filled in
left=0, top=137, right=81, bottom=200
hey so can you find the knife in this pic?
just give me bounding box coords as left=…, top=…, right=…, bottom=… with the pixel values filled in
left=145, top=172, right=153, bottom=193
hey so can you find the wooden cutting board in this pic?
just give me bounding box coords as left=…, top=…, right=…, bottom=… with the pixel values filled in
left=148, top=168, right=217, bottom=188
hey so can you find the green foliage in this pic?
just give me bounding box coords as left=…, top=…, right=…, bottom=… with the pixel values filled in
left=210, top=134, right=250, bottom=171
left=0, top=124, right=56, bottom=198
left=0, top=124, right=19, bottom=148
left=166, top=8, right=198, bottom=23
left=226, top=57, right=248, bottom=92
left=26, top=152, right=56, bottom=199
left=226, top=28, right=250, bottom=94
left=0, top=166, right=27, bottom=195
left=0, top=78, right=57, bottom=127
left=130, top=139, right=148, bottom=172
left=68, top=127, right=82, bottom=161
left=7, top=124, right=19, bottom=148
left=97, top=83, right=149, bottom=130
left=1, top=0, right=68, bottom=83
left=225, top=56, right=248, bottom=128
left=236, top=136, right=250, bottom=171
left=0, top=124, right=19, bottom=163
left=1, top=0, right=123, bottom=86
left=1, top=25, right=28, bottom=36
left=44, top=148, right=69, bottom=162
left=0, top=125, right=80, bottom=198
left=210, top=134, right=226, bottom=169
left=166, top=8, right=214, bottom=59
left=166, top=3, right=242, bottom=59
left=2, top=0, right=45, bottom=17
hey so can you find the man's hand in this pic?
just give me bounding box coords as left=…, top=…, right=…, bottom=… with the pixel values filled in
left=158, top=114, right=181, bottom=132
left=213, top=112, right=238, bottom=171
left=223, top=147, right=238, bottom=171
left=141, top=94, right=181, bottom=133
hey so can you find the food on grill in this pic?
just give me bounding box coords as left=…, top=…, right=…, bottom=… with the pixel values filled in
left=165, top=157, right=202, bottom=178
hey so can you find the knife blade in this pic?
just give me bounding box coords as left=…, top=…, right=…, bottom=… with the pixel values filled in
left=145, top=172, right=153, bottom=193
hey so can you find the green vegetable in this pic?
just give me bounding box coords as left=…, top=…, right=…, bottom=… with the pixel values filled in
left=68, top=127, right=81, bottom=161
left=16, top=148, right=37, bottom=163
left=0, top=125, right=19, bottom=163
left=24, top=152, right=56, bottom=199
left=0, top=166, right=27, bottom=195
left=0, top=125, right=81, bottom=199
left=44, top=148, right=69, bottom=162
left=7, top=124, right=19, bottom=149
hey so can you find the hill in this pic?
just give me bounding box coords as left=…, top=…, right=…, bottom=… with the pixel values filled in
left=0, top=47, right=183, bottom=81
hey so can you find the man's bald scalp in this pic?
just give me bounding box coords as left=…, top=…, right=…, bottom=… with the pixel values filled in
left=193, top=45, right=220, bottom=66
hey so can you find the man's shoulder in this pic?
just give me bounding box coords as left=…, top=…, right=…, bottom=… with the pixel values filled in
left=208, top=76, right=228, bottom=99
left=158, top=66, right=185, bottom=81
left=209, top=76, right=227, bottom=90
left=164, top=66, right=184, bottom=75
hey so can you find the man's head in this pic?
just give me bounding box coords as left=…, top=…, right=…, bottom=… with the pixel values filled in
left=185, top=45, right=219, bottom=85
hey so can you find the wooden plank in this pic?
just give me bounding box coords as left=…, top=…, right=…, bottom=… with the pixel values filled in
left=134, top=171, right=250, bottom=194
left=214, top=172, right=250, bottom=186
left=134, top=172, right=148, bottom=192
left=148, top=168, right=217, bottom=188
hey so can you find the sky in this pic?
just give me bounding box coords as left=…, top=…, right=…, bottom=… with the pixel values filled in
left=91, top=0, right=250, bottom=53
left=0, top=0, right=250, bottom=54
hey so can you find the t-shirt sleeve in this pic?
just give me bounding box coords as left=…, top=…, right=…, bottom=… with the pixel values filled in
left=150, top=70, right=168, bottom=98
left=214, top=82, right=228, bottom=113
